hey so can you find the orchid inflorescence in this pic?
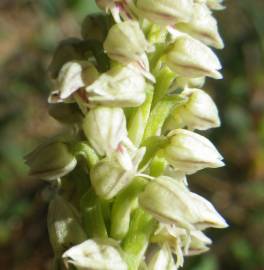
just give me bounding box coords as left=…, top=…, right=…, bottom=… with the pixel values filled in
left=26, top=0, right=228, bottom=269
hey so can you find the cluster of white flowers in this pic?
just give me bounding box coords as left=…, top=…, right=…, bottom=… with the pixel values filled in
left=26, top=0, right=227, bottom=269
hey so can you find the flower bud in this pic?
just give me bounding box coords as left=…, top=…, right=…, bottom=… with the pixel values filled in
left=128, top=53, right=156, bottom=82
left=163, top=36, right=222, bottom=79
left=82, top=107, right=127, bottom=156
left=48, top=61, right=99, bottom=103
left=135, top=0, right=193, bottom=26
left=85, top=66, right=146, bottom=108
left=25, top=142, right=77, bottom=180
left=176, top=3, right=224, bottom=49
left=170, top=88, right=220, bottom=130
left=62, top=239, right=128, bottom=270
left=186, top=230, right=212, bottom=255
left=148, top=244, right=176, bottom=270
left=139, top=176, right=228, bottom=229
left=47, top=195, right=86, bottom=255
left=103, top=21, right=149, bottom=64
left=162, top=129, right=224, bottom=174
left=90, top=147, right=145, bottom=199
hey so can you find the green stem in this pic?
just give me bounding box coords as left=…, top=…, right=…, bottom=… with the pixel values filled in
left=151, top=67, right=175, bottom=108
left=139, top=136, right=169, bottom=169
left=142, top=94, right=187, bottom=142
left=110, top=177, right=148, bottom=240
left=142, top=98, right=176, bottom=140
left=149, top=43, right=166, bottom=73
left=128, top=84, right=154, bottom=147
left=122, top=209, right=157, bottom=270
left=80, top=189, right=108, bottom=239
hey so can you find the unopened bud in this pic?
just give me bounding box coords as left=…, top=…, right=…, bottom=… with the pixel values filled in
left=170, top=88, right=220, bottom=130
left=162, top=129, right=224, bottom=174
left=47, top=195, right=86, bottom=255
left=85, top=66, right=146, bottom=108
left=82, top=107, right=127, bottom=156
left=163, top=35, right=222, bottom=79
left=176, top=3, right=224, bottom=49
left=25, top=142, right=77, bottom=180
left=90, top=147, right=145, bottom=200
left=139, top=176, right=228, bottom=229
left=103, top=21, right=149, bottom=64
left=135, top=0, right=193, bottom=26
left=62, top=239, right=128, bottom=270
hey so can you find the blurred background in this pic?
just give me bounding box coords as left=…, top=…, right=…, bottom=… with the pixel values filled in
left=0, top=0, right=264, bottom=269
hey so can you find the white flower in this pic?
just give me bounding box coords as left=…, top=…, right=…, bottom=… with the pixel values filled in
left=127, top=53, right=156, bottom=82
left=62, top=239, right=128, bottom=270
left=163, top=35, right=222, bottom=79
left=162, top=129, right=224, bottom=174
left=135, top=0, right=193, bottom=26
left=90, top=147, right=145, bottom=200
left=148, top=244, right=176, bottom=270
left=139, top=176, right=228, bottom=229
left=151, top=224, right=187, bottom=268
left=103, top=21, right=149, bottom=64
left=82, top=107, right=127, bottom=157
left=176, top=3, right=224, bottom=49
left=48, top=61, right=98, bottom=103
left=188, top=192, right=228, bottom=230
left=169, top=88, right=220, bottom=131
left=85, top=66, right=146, bottom=108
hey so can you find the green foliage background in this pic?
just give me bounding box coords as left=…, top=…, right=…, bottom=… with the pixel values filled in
left=0, top=0, right=264, bottom=269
